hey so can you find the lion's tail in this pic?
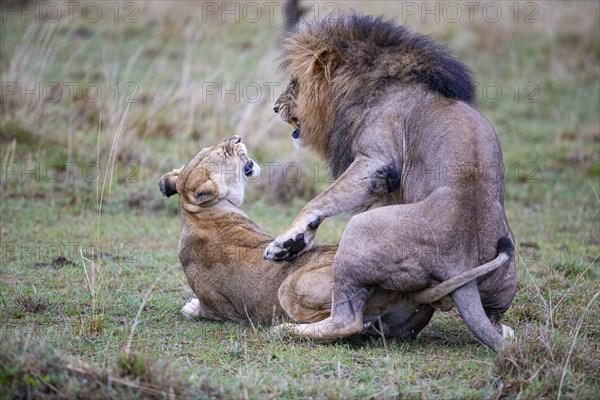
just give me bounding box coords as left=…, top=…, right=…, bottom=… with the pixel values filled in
left=410, top=237, right=514, bottom=304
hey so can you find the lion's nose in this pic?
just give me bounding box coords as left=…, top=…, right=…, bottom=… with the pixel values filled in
left=273, top=105, right=279, bottom=113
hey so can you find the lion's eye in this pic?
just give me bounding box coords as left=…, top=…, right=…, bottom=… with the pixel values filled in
left=288, top=78, right=298, bottom=91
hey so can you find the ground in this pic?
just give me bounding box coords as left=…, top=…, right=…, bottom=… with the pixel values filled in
left=0, top=1, right=598, bottom=399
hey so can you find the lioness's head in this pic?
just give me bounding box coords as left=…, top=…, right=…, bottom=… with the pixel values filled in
left=159, top=136, right=261, bottom=211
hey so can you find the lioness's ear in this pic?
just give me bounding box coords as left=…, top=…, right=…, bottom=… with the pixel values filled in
left=194, top=177, right=226, bottom=206
left=159, top=168, right=182, bottom=197
left=312, top=48, right=340, bottom=82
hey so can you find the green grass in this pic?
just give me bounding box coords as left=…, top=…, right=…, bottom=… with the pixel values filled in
left=1, top=1, right=599, bottom=399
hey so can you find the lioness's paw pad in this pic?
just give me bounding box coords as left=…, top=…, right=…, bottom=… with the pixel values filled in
left=502, top=324, right=515, bottom=340
left=181, top=298, right=201, bottom=319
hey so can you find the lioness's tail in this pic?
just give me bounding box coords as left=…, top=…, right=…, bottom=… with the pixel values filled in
left=410, top=237, right=514, bottom=304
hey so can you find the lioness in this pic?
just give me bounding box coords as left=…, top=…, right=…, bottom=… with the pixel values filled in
left=159, top=136, right=504, bottom=329
left=265, top=15, right=517, bottom=351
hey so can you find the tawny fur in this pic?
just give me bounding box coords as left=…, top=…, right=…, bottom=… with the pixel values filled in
left=161, top=136, right=501, bottom=327
left=160, top=136, right=335, bottom=324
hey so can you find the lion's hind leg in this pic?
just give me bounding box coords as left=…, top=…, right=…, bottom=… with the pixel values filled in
left=274, top=284, right=372, bottom=340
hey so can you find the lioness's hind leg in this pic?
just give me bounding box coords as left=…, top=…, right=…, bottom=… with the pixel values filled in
left=181, top=298, right=202, bottom=319
left=278, top=264, right=333, bottom=323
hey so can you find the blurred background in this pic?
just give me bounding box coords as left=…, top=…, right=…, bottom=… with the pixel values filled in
left=1, top=1, right=598, bottom=234
left=1, top=1, right=598, bottom=398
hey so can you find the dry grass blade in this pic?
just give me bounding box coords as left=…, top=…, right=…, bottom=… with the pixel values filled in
left=1, top=139, right=16, bottom=193
left=78, top=249, right=106, bottom=335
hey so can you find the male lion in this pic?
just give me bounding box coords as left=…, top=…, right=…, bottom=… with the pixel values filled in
left=159, top=136, right=502, bottom=329
left=265, top=15, right=517, bottom=351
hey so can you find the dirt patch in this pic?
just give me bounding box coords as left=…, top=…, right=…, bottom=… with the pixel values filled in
left=33, top=256, right=74, bottom=269
left=14, top=294, right=47, bottom=313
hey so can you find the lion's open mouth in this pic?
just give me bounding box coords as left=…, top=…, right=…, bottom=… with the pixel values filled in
left=290, top=118, right=300, bottom=139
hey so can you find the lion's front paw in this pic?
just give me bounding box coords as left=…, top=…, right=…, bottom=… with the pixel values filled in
left=265, top=224, right=319, bottom=261
left=264, top=232, right=310, bottom=261
left=264, top=217, right=321, bottom=261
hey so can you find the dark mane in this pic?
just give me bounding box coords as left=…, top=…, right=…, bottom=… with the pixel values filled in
left=279, top=14, right=476, bottom=178
left=282, top=14, right=475, bottom=103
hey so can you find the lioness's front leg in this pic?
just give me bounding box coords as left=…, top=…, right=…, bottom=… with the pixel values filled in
left=264, top=156, right=398, bottom=261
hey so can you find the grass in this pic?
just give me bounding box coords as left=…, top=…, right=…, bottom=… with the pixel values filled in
left=1, top=1, right=599, bottom=398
